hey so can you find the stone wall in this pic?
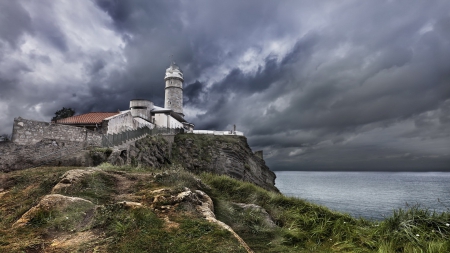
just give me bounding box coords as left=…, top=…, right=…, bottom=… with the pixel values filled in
left=0, top=139, right=92, bottom=172
left=12, top=117, right=102, bottom=146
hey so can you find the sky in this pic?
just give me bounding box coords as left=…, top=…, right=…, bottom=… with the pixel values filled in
left=0, top=0, right=449, bottom=171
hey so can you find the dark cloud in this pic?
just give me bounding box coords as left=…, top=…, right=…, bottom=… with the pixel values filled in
left=1, top=0, right=449, bottom=171
left=184, top=81, right=205, bottom=106
left=0, top=1, right=32, bottom=48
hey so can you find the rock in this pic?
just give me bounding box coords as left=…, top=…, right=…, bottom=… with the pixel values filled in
left=195, top=190, right=215, bottom=216
left=107, top=149, right=127, bottom=166
left=151, top=187, right=255, bottom=253
left=107, top=134, right=277, bottom=191
left=192, top=190, right=255, bottom=253
left=13, top=194, right=94, bottom=228
left=52, top=169, right=98, bottom=193
left=117, top=201, right=143, bottom=209
left=132, top=136, right=171, bottom=167
left=172, top=135, right=277, bottom=191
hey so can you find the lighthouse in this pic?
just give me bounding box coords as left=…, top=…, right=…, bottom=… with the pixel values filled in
left=164, top=62, right=184, bottom=117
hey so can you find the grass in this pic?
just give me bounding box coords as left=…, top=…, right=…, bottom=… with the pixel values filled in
left=94, top=205, right=246, bottom=253
left=0, top=166, right=88, bottom=251
left=89, top=147, right=113, bottom=156
left=200, top=173, right=450, bottom=253
left=52, top=170, right=117, bottom=204
left=89, top=147, right=113, bottom=166
left=0, top=166, right=246, bottom=252
left=0, top=166, right=75, bottom=229
left=1, top=166, right=449, bottom=252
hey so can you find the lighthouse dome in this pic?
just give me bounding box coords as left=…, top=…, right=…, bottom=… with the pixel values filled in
left=164, top=62, right=183, bottom=80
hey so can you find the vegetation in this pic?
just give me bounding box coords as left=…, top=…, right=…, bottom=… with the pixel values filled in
left=0, top=133, right=11, bottom=142
left=172, top=133, right=244, bottom=166
left=200, top=173, right=450, bottom=252
left=1, top=165, right=449, bottom=252
left=89, top=147, right=113, bottom=166
left=94, top=206, right=245, bottom=253
left=51, top=107, right=75, bottom=122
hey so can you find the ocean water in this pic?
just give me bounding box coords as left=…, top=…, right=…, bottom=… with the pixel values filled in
left=274, top=171, right=450, bottom=220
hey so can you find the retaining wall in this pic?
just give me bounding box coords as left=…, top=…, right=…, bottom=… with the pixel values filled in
left=0, top=139, right=91, bottom=172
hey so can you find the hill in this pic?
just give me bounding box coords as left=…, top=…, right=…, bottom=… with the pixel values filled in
left=0, top=134, right=449, bottom=252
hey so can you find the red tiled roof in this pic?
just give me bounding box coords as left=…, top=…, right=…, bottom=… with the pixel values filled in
left=56, top=112, right=119, bottom=124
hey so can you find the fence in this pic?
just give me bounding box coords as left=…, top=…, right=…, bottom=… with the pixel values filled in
left=101, top=127, right=184, bottom=147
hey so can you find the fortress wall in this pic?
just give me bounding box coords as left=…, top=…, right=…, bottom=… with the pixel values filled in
left=12, top=117, right=102, bottom=146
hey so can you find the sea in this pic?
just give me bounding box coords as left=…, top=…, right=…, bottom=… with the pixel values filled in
left=274, top=171, right=450, bottom=220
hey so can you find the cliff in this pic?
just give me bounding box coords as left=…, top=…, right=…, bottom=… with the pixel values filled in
left=172, top=134, right=276, bottom=192
left=106, top=134, right=277, bottom=192
left=1, top=133, right=277, bottom=190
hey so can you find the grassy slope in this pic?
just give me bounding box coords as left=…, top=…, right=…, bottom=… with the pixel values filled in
left=0, top=166, right=245, bottom=253
left=200, top=174, right=450, bottom=253
left=0, top=165, right=449, bottom=252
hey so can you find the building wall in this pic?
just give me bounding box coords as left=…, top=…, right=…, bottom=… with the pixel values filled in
left=103, top=111, right=153, bottom=135
left=130, top=99, right=153, bottom=121
left=168, top=115, right=184, bottom=129
left=154, top=113, right=167, bottom=128
left=154, top=113, right=184, bottom=129
left=12, top=117, right=102, bottom=145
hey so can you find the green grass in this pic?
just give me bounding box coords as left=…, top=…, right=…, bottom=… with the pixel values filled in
left=0, top=166, right=75, bottom=229
left=0, top=166, right=87, bottom=251
left=93, top=204, right=246, bottom=253
left=89, top=147, right=113, bottom=166
left=52, top=170, right=117, bottom=205
left=1, top=166, right=449, bottom=252
left=89, top=147, right=113, bottom=156
left=200, top=173, right=450, bottom=253
left=376, top=206, right=450, bottom=252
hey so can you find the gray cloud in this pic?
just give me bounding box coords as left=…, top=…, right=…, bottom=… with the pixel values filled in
left=1, top=0, right=449, bottom=171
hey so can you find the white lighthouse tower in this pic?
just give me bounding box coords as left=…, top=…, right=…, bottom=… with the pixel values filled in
left=164, top=62, right=184, bottom=117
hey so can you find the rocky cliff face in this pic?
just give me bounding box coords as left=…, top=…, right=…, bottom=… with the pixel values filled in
left=171, top=134, right=277, bottom=192
left=107, top=134, right=277, bottom=192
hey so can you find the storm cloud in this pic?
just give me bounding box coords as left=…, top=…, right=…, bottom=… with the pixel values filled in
left=1, top=0, right=449, bottom=171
